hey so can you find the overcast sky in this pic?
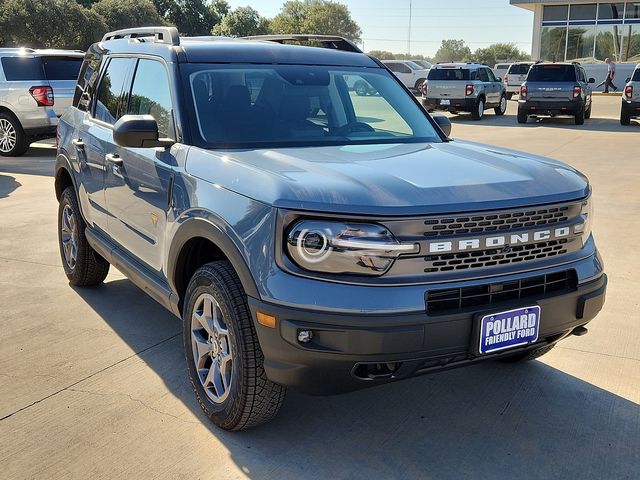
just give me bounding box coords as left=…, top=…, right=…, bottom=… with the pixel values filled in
left=225, top=0, right=535, bottom=57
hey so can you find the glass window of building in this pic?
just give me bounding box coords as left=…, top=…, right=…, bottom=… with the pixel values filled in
left=621, top=25, right=640, bottom=62
left=567, top=26, right=596, bottom=61
left=569, top=4, right=596, bottom=20
left=625, top=3, right=640, bottom=19
left=543, top=5, right=568, bottom=22
left=541, top=26, right=568, bottom=62
left=597, top=3, right=625, bottom=20
left=595, top=25, right=623, bottom=61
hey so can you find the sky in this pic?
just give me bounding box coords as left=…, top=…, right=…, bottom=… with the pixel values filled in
left=224, top=0, right=535, bottom=57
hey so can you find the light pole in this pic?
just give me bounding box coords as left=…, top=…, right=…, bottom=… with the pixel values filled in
left=408, top=0, right=412, bottom=55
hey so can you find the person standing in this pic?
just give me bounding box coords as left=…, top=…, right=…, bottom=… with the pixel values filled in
left=604, top=58, right=618, bottom=93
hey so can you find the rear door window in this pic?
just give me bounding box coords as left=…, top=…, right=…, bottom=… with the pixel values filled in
left=1, top=57, right=44, bottom=81
left=42, top=57, right=83, bottom=81
left=93, top=57, right=134, bottom=125
left=427, top=68, right=470, bottom=81
left=478, top=68, right=490, bottom=82
left=527, top=65, right=577, bottom=82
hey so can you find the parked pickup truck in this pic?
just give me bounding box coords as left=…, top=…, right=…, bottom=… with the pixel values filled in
left=518, top=62, right=595, bottom=125
left=55, top=29, right=607, bottom=431
left=503, top=62, right=534, bottom=100
left=421, top=63, right=507, bottom=120
left=620, top=64, right=640, bottom=125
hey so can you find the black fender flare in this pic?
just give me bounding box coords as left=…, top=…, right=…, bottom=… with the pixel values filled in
left=167, top=215, right=260, bottom=302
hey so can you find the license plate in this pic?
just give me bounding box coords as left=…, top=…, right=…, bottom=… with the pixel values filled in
left=440, top=99, right=451, bottom=106
left=478, top=306, right=540, bottom=354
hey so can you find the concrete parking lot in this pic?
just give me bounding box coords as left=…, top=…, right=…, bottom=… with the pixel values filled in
left=0, top=96, right=638, bottom=479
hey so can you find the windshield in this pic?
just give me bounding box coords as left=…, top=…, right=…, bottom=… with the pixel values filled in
left=527, top=65, right=576, bottom=82
left=414, top=60, right=432, bottom=69
left=427, top=68, right=470, bottom=81
left=182, top=64, right=441, bottom=148
left=405, top=61, right=423, bottom=70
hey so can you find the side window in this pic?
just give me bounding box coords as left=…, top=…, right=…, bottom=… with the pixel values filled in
left=387, top=63, right=399, bottom=73
left=478, top=68, right=490, bottom=82
left=73, top=47, right=102, bottom=111
left=402, top=64, right=411, bottom=73
left=127, top=59, right=173, bottom=138
left=579, top=68, right=586, bottom=83
left=93, top=57, right=133, bottom=125
left=486, top=68, right=497, bottom=82
left=469, top=70, right=477, bottom=80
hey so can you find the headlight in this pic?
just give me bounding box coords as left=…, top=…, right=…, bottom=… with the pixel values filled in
left=286, top=220, right=419, bottom=276
left=574, top=196, right=593, bottom=244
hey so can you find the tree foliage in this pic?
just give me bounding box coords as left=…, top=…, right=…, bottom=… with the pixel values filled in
left=270, top=0, right=361, bottom=42
left=212, top=6, right=269, bottom=37
left=433, top=39, right=472, bottom=63
left=92, top=0, right=165, bottom=31
left=368, top=50, right=432, bottom=61
left=152, top=0, right=229, bottom=36
left=0, top=0, right=107, bottom=50
left=472, top=43, right=530, bottom=67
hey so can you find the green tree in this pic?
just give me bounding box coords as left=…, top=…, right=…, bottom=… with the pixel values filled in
left=270, top=0, right=361, bottom=42
left=367, top=50, right=397, bottom=60
left=433, top=39, right=472, bottom=63
left=0, top=0, right=107, bottom=49
left=92, top=0, right=166, bottom=31
left=212, top=6, right=269, bottom=37
left=152, top=0, right=228, bottom=36
left=471, top=43, right=530, bottom=67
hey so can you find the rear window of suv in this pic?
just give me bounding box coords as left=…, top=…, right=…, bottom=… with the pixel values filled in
left=427, top=68, right=470, bottom=81
left=527, top=65, right=576, bottom=82
left=1, top=57, right=45, bottom=80
left=508, top=64, right=532, bottom=75
left=42, top=57, right=83, bottom=80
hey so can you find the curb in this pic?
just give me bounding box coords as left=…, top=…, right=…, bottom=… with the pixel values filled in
left=592, top=92, right=622, bottom=96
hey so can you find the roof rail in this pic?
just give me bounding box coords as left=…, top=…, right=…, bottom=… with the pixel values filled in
left=102, top=26, right=180, bottom=46
left=241, top=34, right=362, bottom=53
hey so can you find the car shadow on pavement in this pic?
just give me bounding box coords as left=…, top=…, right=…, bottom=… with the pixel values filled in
left=0, top=144, right=56, bottom=177
left=74, top=278, right=639, bottom=480
left=0, top=174, right=21, bottom=198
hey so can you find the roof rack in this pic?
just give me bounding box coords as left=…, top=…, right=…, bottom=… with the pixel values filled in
left=241, top=34, right=362, bottom=53
left=102, top=27, right=180, bottom=46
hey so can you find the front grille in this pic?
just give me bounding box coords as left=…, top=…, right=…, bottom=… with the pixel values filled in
left=424, top=239, right=571, bottom=273
left=425, top=270, right=577, bottom=315
left=423, top=205, right=571, bottom=237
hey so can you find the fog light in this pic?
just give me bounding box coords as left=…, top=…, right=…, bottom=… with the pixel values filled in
left=297, top=330, right=313, bottom=343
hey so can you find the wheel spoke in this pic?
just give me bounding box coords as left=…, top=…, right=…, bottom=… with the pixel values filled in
left=191, top=331, right=211, bottom=368
left=219, top=352, right=232, bottom=389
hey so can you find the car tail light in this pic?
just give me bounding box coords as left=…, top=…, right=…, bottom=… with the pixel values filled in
left=520, top=85, right=527, bottom=99
left=625, top=85, right=633, bottom=99
left=504, top=74, right=509, bottom=83
left=573, top=86, right=581, bottom=98
left=465, top=84, right=474, bottom=96
left=29, top=86, right=54, bottom=106
left=421, top=82, right=427, bottom=96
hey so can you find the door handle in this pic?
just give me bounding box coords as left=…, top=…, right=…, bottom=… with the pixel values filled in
left=105, top=153, right=123, bottom=166
left=72, top=138, right=84, bottom=149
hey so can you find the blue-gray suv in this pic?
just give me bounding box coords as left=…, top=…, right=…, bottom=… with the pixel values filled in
left=55, top=28, right=607, bottom=430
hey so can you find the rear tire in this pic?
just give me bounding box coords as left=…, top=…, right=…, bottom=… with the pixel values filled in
left=498, top=344, right=555, bottom=363
left=58, top=186, right=110, bottom=286
left=0, top=112, right=29, bottom=157
left=494, top=94, right=507, bottom=116
left=471, top=97, right=485, bottom=120
left=585, top=101, right=592, bottom=119
left=575, top=106, right=585, bottom=125
left=506, top=92, right=514, bottom=101
left=517, top=107, right=528, bottom=124
left=620, top=106, right=631, bottom=125
left=414, top=78, right=426, bottom=91
left=183, top=261, right=285, bottom=431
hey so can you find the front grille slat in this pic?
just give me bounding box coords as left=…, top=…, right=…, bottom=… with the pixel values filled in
left=426, top=270, right=577, bottom=315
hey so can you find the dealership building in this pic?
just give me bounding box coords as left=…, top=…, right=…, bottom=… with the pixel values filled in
left=511, top=1, right=639, bottom=79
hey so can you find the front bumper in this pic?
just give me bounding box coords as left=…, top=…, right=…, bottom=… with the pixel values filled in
left=622, top=101, right=640, bottom=118
left=519, top=99, right=582, bottom=116
left=422, top=97, right=476, bottom=112
left=250, top=268, right=607, bottom=395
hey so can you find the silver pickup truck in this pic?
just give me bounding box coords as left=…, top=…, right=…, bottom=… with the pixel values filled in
left=421, top=63, right=507, bottom=120
left=504, top=62, right=534, bottom=100
left=621, top=64, right=640, bottom=125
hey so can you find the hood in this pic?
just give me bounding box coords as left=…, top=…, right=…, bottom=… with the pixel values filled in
left=185, top=141, right=589, bottom=215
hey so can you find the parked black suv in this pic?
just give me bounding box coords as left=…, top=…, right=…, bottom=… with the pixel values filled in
left=518, top=62, right=595, bottom=125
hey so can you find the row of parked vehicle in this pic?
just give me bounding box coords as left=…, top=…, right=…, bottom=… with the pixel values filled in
left=419, top=60, right=640, bottom=126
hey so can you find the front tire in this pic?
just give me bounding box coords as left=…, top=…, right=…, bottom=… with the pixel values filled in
left=506, top=92, right=514, bottom=101
left=414, top=78, right=426, bottom=91
left=620, top=106, right=631, bottom=125
left=183, top=261, right=285, bottom=431
left=494, top=94, right=507, bottom=116
left=0, top=112, right=29, bottom=157
left=354, top=81, right=368, bottom=96
left=58, top=186, right=110, bottom=286
left=471, top=97, right=485, bottom=120
left=517, top=107, right=528, bottom=124
left=575, top=106, right=585, bottom=125
left=585, top=100, right=592, bottom=119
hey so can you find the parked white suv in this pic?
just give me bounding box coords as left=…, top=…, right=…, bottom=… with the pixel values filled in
left=0, top=48, right=84, bottom=156
left=382, top=60, right=430, bottom=91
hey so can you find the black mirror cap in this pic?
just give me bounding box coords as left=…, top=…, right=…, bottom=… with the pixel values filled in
left=113, top=115, right=174, bottom=148
left=433, top=115, right=452, bottom=137
left=588, top=77, right=596, bottom=84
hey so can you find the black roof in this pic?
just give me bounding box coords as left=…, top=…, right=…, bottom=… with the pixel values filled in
left=98, top=28, right=378, bottom=68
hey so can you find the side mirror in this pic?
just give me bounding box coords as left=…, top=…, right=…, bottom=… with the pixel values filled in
left=625, top=77, right=631, bottom=83
left=433, top=115, right=452, bottom=137
left=588, top=78, right=596, bottom=84
left=113, top=115, right=174, bottom=148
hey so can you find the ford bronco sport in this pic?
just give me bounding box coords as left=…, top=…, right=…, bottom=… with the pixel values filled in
left=421, top=63, right=507, bottom=120
left=518, top=62, right=595, bottom=125
left=620, top=64, right=640, bottom=125
left=55, top=28, right=607, bottom=431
